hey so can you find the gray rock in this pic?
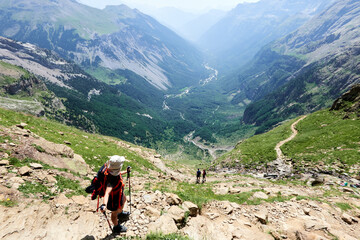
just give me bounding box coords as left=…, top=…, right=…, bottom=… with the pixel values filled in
left=0, top=160, right=9, bottom=166
left=255, top=212, right=268, bottom=224
left=168, top=205, right=186, bottom=223
left=166, top=193, right=182, bottom=205
left=19, top=166, right=32, bottom=176
left=30, top=163, right=43, bottom=169
left=144, top=206, right=160, bottom=218
left=183, top=201, right=198, bottom=217
left=303, top=208, right=311, bottom=215
left=253, top=191, right=269, bottom=200
left=16, top=122, right=27, bottom=129
left=147, top=215, right=178, bottom=235
left=342, top=213, right=353, bottom=224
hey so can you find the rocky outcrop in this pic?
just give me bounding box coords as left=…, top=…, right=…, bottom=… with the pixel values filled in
left=331, top=84, right=360, bottom=116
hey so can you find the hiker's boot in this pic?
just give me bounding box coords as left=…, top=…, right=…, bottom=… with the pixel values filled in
left=113, top=224, right=127, bottom=234
left=117, top=211, right=130, bottom=223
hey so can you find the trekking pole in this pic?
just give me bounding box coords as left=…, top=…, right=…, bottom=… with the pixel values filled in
left=103, top=211, right=113, bottom=232
left=127, top=166, right=132, bottom=214
left=99, top=205, right=112, bottom=232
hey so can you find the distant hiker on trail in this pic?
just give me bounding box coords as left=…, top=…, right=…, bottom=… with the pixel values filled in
left=196, top=168, right=201, bottom=183
left=86, top=155, right=131, bottom=234
left=202, top=169, right=206, bottom=183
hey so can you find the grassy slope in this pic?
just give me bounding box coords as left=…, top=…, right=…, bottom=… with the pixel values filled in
left=217, top=107, right=360, bottom=170
left=0, top=107, right=158, bottom=173
left=216, top=118, right=296, bottom=167
left=283, top=109, right=360, bottom=166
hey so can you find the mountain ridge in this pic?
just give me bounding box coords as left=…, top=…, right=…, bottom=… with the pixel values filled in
left=0, top=0, right=205, bottom=91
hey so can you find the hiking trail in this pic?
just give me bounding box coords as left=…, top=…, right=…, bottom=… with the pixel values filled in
left=275, top=115, right=307, bottom=160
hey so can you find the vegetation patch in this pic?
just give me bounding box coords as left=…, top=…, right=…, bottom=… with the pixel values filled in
left=217, top=118, right=296, bottom=167
left=0, top=198, right=17, bottom=207
left=18, top=181, right=55, bottom=200
left=0, top=108, right=160, bottom=174
left=55, top=175, right=85, bottom=198
left=335, top=202, right=352, bottom=211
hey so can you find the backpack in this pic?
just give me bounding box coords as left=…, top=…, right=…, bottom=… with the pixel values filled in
left=85, top=164, right=124, bottom=211
left=85, top=164, right=107, bottom=200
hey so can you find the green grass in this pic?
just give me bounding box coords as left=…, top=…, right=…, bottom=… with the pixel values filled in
left=145, top=232, right=192, bottom=240
left=0, top=107, right=160, bottom=174
left=217, top=118, right=297, bottom=167
left=283, top=110, right=360, bottom=166
left=85, top=67, right=127, bottom=85
left=18, top=181, right=55, bottom=200
left=335, top=202, right=353, bottom=211
left=55, top=175, right=86, bottom=198
left=153, top=181, right=293, bottom=209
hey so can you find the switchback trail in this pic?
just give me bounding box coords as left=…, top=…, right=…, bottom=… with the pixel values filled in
left=275, top=115, right=307, bottom=159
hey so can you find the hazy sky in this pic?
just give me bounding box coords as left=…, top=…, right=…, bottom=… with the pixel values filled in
left=78, top=0, right=259, bottom=13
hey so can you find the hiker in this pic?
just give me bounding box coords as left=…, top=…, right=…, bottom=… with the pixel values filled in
left=91, top=155, right=130, bottom=233
left=202, top=169, right=206, bottom=183
left=196, top=168, right=201, bottom=183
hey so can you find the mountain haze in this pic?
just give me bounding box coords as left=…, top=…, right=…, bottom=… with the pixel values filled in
left=199, top=0, right=332, bottom=71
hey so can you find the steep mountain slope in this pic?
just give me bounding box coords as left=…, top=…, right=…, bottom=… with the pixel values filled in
left=0, top=0, right=205, bottom=91
left=0, top=61, right=65, bottom=117
left=199, top=0, right=331, bottom=71
left=0, top=36, right=176, bottom=144
left=217, top=84, right=360, bottom=176
left=227, top=0, right=360, bottom=132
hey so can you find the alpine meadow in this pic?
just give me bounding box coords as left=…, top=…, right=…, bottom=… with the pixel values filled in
left=0, top=0, right=360, bottom=240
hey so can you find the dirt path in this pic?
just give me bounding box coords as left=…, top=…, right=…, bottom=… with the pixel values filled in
left=275, top=115, right=307, bottom=160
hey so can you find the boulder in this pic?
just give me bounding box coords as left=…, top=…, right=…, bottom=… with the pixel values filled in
left=46, top=175, right=57, bottom=184
left=8, top=176, right=25, bottom=189
left=168, top=205, right=186, bottom=223
left=0, top=160, right=9, bottom=165
left=342, top=213, right=353, bottom=224
left=147, top=215, right=178, bottom=235
left=30, top=163, right=43, bottom=169
left=166, top=193, right=182, bottom=205
left=71, top=195, right=87, bottom=205
left=16, top=123, right=27, bottom=129
left=55, top=194, right=73, bottom=206
left=144, top=206, right=161, bottom=218
left=18, top=166, right=32, bottom=176
left=183, top=201, right=198, bottom=217
left=216, top=187, right=229, bottom=195
left=255, top=211, right=268, bottom=224
left=253, top=191, right=269, bottom=200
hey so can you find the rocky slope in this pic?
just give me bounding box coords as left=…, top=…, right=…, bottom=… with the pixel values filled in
left=0, top=0, right=205, bottom=91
